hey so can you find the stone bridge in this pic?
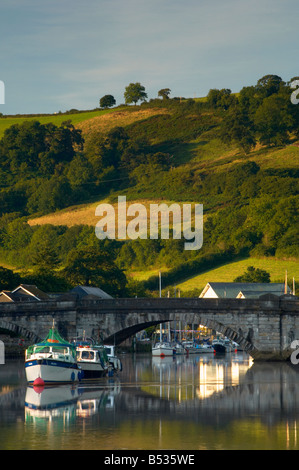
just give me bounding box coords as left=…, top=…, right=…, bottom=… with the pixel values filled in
left=0, top=295, right=298, bottom=361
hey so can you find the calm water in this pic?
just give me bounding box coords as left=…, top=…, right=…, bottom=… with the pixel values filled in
left=0, top=352, right=299, bottom=451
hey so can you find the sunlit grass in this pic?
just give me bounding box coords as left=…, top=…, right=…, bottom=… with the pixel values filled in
left=176, top=257, right=298, bottom=291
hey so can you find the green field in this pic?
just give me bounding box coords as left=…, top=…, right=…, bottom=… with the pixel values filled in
left=0, top=109, right=113, bottom=139
left=128, top=257, right=298, bottom=295
left=176, top=257, right=298, bottom=292
left=127, top=257, right=298, bottom=293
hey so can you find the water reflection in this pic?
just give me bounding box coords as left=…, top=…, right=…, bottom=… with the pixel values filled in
left=22, top=352, right=299, bottom=426
left=1, top=353, right=299, bottom=449
left=149, top=353, right=253, bottom=401
left=24, top=382, right=121, bottom=423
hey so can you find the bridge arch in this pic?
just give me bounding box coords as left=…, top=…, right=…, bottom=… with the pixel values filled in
left=104, top=321, right=161, bottom=345
left=103, top=314, right=255, bottom=356
left=0, top=319, right=41, bottom=343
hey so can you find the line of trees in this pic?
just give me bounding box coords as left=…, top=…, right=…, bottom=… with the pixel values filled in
left=98, top=75, right=299, bottom=155
left=99, top=83, right=172, bottom=109
left=214, top=75, right=299, bottom=153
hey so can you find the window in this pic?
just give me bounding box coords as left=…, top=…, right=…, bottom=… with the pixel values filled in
left=82, top=350, right=94, bottom=360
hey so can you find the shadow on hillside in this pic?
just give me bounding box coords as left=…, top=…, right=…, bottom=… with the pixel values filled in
left=150, top=140, right=202, bottom=165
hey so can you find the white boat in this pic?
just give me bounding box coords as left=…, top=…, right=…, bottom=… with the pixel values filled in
left=152, top=322, right=175, bottom=357
left=200, top=343, right=214, bottom=353
left=174, top=342, right=187, bottom=355
left=72, top=336, right=122, bottom=377
left=152, top=342, right=175, bottom=357
left=76, top=344, right=111, bottom=379
left=182, top=341, right=199, bottom=354
left=212, top=337, right=234, bottom=353
left=104, top=345, right=122, bottom=372
left=25, top=325, right=82, bottom=385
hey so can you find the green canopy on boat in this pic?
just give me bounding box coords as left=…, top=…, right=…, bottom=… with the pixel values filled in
left=42, top=328, right=72, bottom=346
left=26, top=327, right=76, bottom=358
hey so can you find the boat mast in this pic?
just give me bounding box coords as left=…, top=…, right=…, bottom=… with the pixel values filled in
left=51, top=318, right=55, bottom=341
left=159, top=271, right=162, bottom=343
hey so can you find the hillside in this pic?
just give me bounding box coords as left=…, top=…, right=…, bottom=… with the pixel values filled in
left=0, top=76, right=298, bottom=295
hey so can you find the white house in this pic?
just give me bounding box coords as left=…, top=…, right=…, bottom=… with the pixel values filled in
left=199, top=282, right=291, bottom=299
left=0, top=284, right=49, bottom=302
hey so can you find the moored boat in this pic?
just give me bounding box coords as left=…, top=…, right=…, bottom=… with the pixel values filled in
left=104, top=344, right=122, bottom=372
left=174, top=342, right=187, bottom=355
left=76, top=344, right=111, bottom=379
left=182, top=340, right=199, bottom=354
left=212, top=337, right=234, bottom=353
left=25, top=324, right=82, bottom=385
left=152, top=341, right=175, bottom=357
left=152, top=322, right=175, bottom=357
left=72, top=336, right=122, bottom=377
left=200, top=343, right=214, bottom=353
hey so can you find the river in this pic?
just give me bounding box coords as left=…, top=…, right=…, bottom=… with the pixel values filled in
left=0, top=351, right=298, bottom=451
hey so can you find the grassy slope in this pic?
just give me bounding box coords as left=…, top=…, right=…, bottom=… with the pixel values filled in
left=28, top=198, right=178, bottom=229
left=2, top=104, right=298, bottom=289
left=176, top=257, right=298, bottom=291
left=0, top=106, right=169, bottom=139
left=127, top=257, right=298, bottom=293
left=0, top=110, right=103, bottom=139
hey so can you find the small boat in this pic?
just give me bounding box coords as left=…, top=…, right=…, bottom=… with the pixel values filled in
left=152, top=324, right=175, bottom=357
left=72, top=335, right=122, bottom=378
left=104, top=344, right=122, bottom=372
left=200, top=343, right=214, bottom=353
left=174, top=342, right=187, bottom=355
left=182, top=341, right=200, bottom=354
left=76, top=344, right=111, bottom=379
left=212, top=337, right=234, bottom=354
left=152, top=342, right=175, bottom=357
left=25, top=324, right=82, bottom=385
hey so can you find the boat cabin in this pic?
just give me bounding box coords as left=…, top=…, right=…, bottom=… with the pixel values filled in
left=77, top=346, right=107, bottom=364
left=25, top=344, right=75, bottom=362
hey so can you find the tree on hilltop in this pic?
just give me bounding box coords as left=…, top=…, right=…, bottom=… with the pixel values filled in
left=158, top=88, right=171, bottom=100
left=99, top=95, right=116, bottom=109
left=124, top=83, right=147, bottom=105
left=255, top=74, right=284, bottom=99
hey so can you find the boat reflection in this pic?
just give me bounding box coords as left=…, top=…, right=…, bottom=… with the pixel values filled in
left=24, top=381, right=121, bottom=424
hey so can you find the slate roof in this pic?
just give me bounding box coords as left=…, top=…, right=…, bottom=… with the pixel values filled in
left=200, top=282, right=291, bottom=298
left=0, top=291, right=16, bottom=302
left=70, top=285, right=113, bottom=299
left=0, top=284, right=50, bottom=302
left=11, top=284, right=50, bottom=300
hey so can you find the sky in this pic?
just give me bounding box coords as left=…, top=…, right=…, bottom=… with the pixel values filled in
left=0, top=0, right=298, bottom=115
